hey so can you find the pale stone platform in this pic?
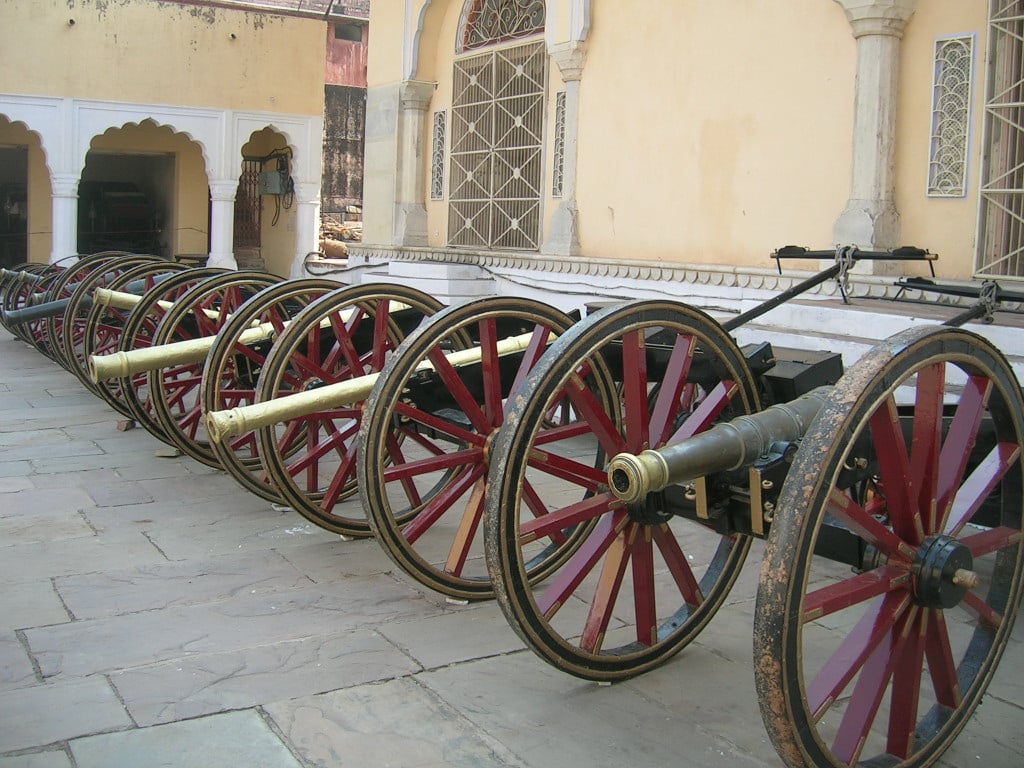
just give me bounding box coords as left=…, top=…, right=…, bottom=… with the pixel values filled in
left=1, top=326, right=1021, bottom=768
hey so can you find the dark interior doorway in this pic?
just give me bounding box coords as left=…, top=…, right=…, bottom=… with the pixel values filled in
left=0, top=146, right=28, bottom=268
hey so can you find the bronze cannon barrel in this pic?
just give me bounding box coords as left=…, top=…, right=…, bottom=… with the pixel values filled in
left=206, top=329, right=552, bottom=443
left=606, top=387, right=832, bottom=505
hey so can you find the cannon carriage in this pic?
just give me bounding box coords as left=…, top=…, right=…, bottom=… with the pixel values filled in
left=2, top=247, right=1021, bottom=768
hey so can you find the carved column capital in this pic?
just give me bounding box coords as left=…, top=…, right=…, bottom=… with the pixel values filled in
left=51, top=173, right=80, bottom=198
left=294, top=181, right=321, bottom=205
left=208, top=179, right=238, bottom=202
left=833, top=0, right=916, bottom=38
left=549, top=40, right=588, bottom=82
left=399, top=80, right=435, bottom=112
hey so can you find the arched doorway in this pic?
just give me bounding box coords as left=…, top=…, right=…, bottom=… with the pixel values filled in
left=0, top=117, right=43, bottom=267
left=239, top=127, right=295, bottom=277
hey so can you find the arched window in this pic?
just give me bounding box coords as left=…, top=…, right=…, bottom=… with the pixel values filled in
left=447, top=0, right=547, bottom=251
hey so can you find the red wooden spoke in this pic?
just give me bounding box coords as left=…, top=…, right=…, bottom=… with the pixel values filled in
left=381, top=446, right=482, bottom=482
left=909, top=363, right=944, bottom=533
left=807, top=593, right=911, bottom=720
left=162, top=367, right=202, bottom=410
left=520, top=493, right=618, bottom=544
left=827, top=489, right=917, bottom=562
left=630, top=526, right=657, bottom=646
left=936, top=376, right=992, bottom=526
left=564, top=375, right=625, bottom=457
left=649, top=334, right=697, bottom=448
left=287, top=414, right=358, bottom=479
left=944, top=442, right=1020, bottom=536
left=802, top=565, right=911, bottom=623
left=580, top=525, right=632, bottom=653
left=886, top=608, right=926, bottom=758
left=961, top=590, right=1004, bottom=630
left=478, top=317, right=502, bottom=426
left=535, top=510, right=628, bottom=619
left=518, top=480, right=568, bottom=546
left=831, top=609, right=915, bottom=766
left=329, top=312, right=368, bottom=378
left=667, top=380, right=738, bottom=444
left=961, top=524, right=1023, bottom=558
left=425, top=345, right=491, bottom=434
left=383, top=431, right=424, bottom=509
left=523, top=446, right=608, bottom=490
left=619, top=330, right=650, bottom=453
left=320, top=441, right=358, bottom=512
left=273, top=418, right=305, bottom=460
left=507, top=323, right=555, bottom=410
left=923, top=609, right=962, bottom=709
left=651, top=524, right=704, bottom=608
left=402, top=464, right=486, bottom=544
left=532, top=419, right=594, bottom=446
left=392, top=401, right=485, bottom=447
left=869, top=395, right=920, bottom=544
left=444, top=478, right=487, bottom=575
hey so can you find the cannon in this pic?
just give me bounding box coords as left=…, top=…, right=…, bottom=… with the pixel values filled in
left=474, top=273, right=1022, bottom=767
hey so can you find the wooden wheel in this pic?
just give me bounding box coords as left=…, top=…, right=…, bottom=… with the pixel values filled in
left=1, top=264, right=62, bottom=346
left=255, top=284, right=444, bottom=537
left=484, top=301, right=760, bottom=681
left=358, top=296, right=577, bottom=600
left=201, top=278, right=342, bottom=502
left=754, top=325, right=1024, bottom=768
left=114, top=267, right=227, bottom=442
left=40, top=253, right=121, bottom=365
left=58, top=255, right=159, bottom=377
left=147, top=271, right=281, bottom=466
left=78, top=261, right=186, bottom=414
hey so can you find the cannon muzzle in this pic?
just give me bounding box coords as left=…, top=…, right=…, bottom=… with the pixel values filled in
left=206, top=329, right=552, bottom=443
left=0, top=268, right=45, bottom=287
left=607, top=387, right=831, bottom=504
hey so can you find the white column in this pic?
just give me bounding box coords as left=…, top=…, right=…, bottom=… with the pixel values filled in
left=291, top=181, right=322, bottom=277
left=394, top=79, right=435, bottom=246
left=832, top=0, right=916, bottom=253
left=543, top=41, right=587, bottom=257
left=50, top=173, right=80, bottom=263
left=207, top=179, right=238, bottom=270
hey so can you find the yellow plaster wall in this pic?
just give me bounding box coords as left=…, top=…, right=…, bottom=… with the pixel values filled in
left=1, top=0, right=325, bottom=115
left=896, top=1, right=988, bottom=279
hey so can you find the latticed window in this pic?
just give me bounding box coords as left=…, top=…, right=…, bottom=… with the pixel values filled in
left=448, top=2, right=546, bottom=251
left=458, top=0, right=545, bottom=53
left=431, top=110, right=447, bottom=200
left=552, top=90, right=566, bottom=198
left=977, top=1, right=1024, bottom=278
left=928, top=36, right=974, bottom=197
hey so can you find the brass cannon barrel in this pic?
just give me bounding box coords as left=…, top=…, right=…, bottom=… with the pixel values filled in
left=206, top=329, right=551, bottom=443
left=606, top=387, right=832, bottom=505
left=89, top=321, right=276, bottom=383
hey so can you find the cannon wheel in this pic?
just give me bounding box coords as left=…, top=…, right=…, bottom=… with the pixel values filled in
left=484, top=301, right=761, bottom=680
left=201, top=278, right=342, bottom=502
left=359, top=296, right=578, bottom=600
left=114, top=267, right=228, bottom=441
left=755, top=325, right=1024, bottom=768
left=78, top=260, right=187, bottom=413
left=147, top=271, right=282, bottom=466
left=256, top=283, right=445, bottom=537
left=57, top=254, right=160, bottom=374
left=42, top=253, right=131, bottom=363
left=1, top=263, right=61, bottom=344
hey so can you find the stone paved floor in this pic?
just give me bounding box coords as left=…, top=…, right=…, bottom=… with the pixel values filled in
left=1, top=325, right=1022, bottom=768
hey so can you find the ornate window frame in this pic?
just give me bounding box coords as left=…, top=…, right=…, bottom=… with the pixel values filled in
left=927, top=35, right=974, bottom=198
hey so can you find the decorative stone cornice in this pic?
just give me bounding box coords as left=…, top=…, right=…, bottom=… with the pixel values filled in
left=833, top=0, right=916, bottom=39
left=399, top=80, right=436, bottom=112
left=549, top=41, right=588, bottom=82
left=344, top=244, right=970, bottom=304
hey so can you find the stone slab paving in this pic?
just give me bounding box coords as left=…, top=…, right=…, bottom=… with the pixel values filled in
left=1, top=323, right=1023, bottom=768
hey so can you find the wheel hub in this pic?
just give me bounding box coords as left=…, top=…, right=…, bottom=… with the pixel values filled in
left=913, top=535, right=976, bottom=609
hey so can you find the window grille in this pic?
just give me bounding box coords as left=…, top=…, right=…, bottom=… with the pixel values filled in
left=448, top=40, right=547, bottom=250
left=928, top=36, right=974, bottom=197
left=977, top=1, right=1024, bottom=278
left=234, top=158, right=262, bottom=248
left=431, top=110, right=447, bottom=200
left=458, top=0, right=545, bottom=53
left=552, top=91, right=566, bottom=198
